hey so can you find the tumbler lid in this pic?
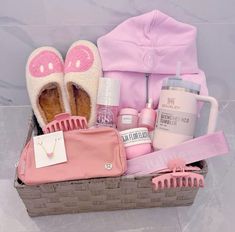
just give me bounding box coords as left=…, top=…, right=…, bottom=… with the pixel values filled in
left=162, top=61, right=201, bottom=94
left=162, top=77, right=201, bottom=94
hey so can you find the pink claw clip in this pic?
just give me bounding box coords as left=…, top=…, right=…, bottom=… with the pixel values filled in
left=43, top=113, right=88, bottom=133
left=152, top=158, right=204, bottom=190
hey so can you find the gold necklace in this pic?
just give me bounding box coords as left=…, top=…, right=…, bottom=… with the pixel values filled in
left=37, top=138, right=58, bottom=158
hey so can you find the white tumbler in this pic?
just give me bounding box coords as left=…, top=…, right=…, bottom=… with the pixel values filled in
left=153, top=77, right=219, bottom=150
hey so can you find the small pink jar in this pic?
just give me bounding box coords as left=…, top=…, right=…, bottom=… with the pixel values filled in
left=119, top=127, right=152, bottom=159
left=117, top=108, right=138, bottom=131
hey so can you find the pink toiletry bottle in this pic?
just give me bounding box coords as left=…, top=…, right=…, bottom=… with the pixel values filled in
left=96, top=77, right=120, bottom=128
left=138, top=98, right=157, bottom=131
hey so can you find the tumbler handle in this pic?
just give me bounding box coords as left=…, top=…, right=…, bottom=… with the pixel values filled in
left=195, top=95, right=219, bottom=134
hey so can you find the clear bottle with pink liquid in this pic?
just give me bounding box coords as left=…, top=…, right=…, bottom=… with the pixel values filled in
left=96, top=78, right=120, bottom=128
left=138, top=98, right=157, bottom=131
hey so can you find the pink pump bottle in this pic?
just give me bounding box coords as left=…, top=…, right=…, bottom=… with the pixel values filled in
left=138, top=98, right=157, bottom=131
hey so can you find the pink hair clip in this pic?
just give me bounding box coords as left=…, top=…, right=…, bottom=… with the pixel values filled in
left=152, top=158, right=204, bottom=190
left=43, top=113, right=88, bottom=133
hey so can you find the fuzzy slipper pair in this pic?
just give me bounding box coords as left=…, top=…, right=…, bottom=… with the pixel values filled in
left=26, top=40, right=102, bottom=128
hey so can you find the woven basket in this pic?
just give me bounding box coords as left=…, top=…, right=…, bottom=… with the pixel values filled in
left=14, top=114, right=208, bottom=217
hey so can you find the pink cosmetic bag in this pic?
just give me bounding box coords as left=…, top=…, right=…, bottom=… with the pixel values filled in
left=17, top=127, right=127, bottom=185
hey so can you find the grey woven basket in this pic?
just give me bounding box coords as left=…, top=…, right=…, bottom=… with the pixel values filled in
left=14, top=114, right=208, bottom=217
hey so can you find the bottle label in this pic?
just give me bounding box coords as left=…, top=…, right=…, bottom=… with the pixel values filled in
left=121, top=115, right=133, bottom=124
left=156, top=109, right=196, bottom=136
left=96, top=106, right=115, bottom=127
left=120, top=128, right=151, bottom=147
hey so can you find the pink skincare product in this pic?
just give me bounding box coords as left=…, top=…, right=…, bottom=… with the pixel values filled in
left=119, top=127, right=152, bottom=160
left=138, top=98, right=156, bottom=131
left=96, top=78, right=120, bottom=128
left=117, top=108, right=138, bottom=131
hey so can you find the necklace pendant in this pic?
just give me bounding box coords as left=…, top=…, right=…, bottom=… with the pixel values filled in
left=47, top=152, right=54, bottom=158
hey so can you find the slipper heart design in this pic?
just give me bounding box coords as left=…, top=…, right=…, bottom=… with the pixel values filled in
left=64, top=40, right=102, bottom=127
left=26, top=47, right=70, bottom=128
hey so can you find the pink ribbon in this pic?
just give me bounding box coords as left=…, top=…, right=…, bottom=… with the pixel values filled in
left=126, top=131, right=229, bottom=175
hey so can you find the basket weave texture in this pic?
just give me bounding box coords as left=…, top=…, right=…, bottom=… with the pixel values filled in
left=14, top=114, right=208, bottom=217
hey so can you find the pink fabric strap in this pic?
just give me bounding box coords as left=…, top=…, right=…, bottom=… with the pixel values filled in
left=126, top=131, right=229, bottom=175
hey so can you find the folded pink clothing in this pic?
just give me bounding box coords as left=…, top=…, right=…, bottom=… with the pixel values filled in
left=17, top=127, right=126, bottom=185
left=97, top=10, right=208, bottom=111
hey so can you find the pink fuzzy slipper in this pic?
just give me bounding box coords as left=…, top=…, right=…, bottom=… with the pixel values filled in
left=64, top=40, right=102, bottom=127
left=26, top=47, right=70, bottom=128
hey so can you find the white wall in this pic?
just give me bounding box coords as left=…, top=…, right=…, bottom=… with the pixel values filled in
left=0, top=0, right=235, bottom=105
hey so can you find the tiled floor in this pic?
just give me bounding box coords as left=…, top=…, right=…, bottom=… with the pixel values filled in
left=0, top=104, right=234, bottom=232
